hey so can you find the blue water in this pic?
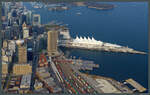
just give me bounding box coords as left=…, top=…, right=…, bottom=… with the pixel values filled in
left=24, top=2, right=148, bottom=90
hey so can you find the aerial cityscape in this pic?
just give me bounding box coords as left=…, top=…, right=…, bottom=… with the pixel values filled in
left=1, top=2, right=148, bottom=94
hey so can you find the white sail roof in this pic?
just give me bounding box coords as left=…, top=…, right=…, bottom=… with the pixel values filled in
left=76, top=36, right=79, bottom=40
left=83, top=37, right=87, bottom=40
left=73, top=36, right=103, bottom=45
left=79, top=36, right=83, bottom=40
left=73, top=36, right=123, bottom=48
left=88, top=37, right=91, bottom=41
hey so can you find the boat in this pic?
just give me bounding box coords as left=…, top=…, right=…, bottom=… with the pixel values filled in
left=76, top=12, right=82, bottom=15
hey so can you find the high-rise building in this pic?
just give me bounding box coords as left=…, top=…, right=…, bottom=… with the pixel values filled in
left=2, top=63, right=8, bottom=74
left=12, top=21, right=20, bottom=39
left=21, top=11, right=32, bottom=25
left=4, top=26, right=12, bottom=40
left=20, top=14, right=27, bottom=25
left=18, top=45, right=27, bottom=64
left=26, top=11, right=32, bottom=25
left=8, top=40, right=16, bottom=52
left=2, top=48, right=6, bottom=56
left=22, top=22, right=29, bottom=39
left=32, top=14, right=41, bottom=26
left=47, top=30, right=58, bottom=56
left=3, top=40, right=8, bottom=48
left=2, top=56, right=12, bottom=63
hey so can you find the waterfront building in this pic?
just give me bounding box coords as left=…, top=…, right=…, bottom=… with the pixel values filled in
left=59, top=28, right=71, bottom=40
left=13, top=64, right=32, bottom=75
left=18, top=45, right=27, bottom=64
left=32, top=14, right=41, bottom=26
left=73, top=36, right=103, bottom=46
left=47, top=30, right=58, bottom=56
left=73, top=36, right=122, bottom=48
left=22, top=22, right=29, bottom=39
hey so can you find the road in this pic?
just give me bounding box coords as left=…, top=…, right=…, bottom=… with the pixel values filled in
left=30, top=39, right=40, bottom=91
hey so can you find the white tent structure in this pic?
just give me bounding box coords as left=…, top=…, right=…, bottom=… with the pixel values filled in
left=72, top=36, right=122, bottom=48
left=73, top=36, right=103, bottom=46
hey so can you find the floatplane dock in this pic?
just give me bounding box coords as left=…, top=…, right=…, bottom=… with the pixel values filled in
left=125, top=78, right=146, bottom=92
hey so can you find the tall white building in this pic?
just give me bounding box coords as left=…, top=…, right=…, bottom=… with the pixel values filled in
left=8, top=40, right=16, bottom=52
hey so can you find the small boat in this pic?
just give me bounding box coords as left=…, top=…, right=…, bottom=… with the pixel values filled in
left=76, top=12, right=82, bottom=15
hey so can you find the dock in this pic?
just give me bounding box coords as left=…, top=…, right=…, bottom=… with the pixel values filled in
left=58, top=43, right=146, bottom=55
left=72, top=59, right=99, bottom=70
left=125, top=78, right=146, bottom=92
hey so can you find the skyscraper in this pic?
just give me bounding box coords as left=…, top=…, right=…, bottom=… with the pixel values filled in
left=4, top=26, right=12, bottom=40
left=23, top=11, right=32, bottom=25
left=47, top=30, right=58, bottom=56
left=22, top=22, right=29, bottom=39
left=32, top=14, right=41, bottom=26
left=18, top=45, right=27, bottom=64
left=2, top=63, right=8, bottom=74
left=26, top=11, right=32, bottom=25
left=3, top=40, right=8, bottom=48
left=12, top=21, right=20, bottom=39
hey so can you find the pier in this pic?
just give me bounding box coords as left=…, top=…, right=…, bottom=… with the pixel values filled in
left=59, top=43, right=146, bottom=55
left=72, top=59, right=99, bottom=70
left=125, top=78, right=146, bottom=92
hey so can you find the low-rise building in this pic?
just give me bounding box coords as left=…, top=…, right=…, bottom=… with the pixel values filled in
left=34, top=80, right=43, bottom=90
left=13, top=64, right=32, bottom=75
left=20, top=74, right=31, bottom=89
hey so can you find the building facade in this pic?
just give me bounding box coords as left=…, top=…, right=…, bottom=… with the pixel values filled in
left=47, top=30, right=58, bottom=56
left=22, top=22, right=29, bottom=39
left=13, top=64, right=32, bottom=75
left=32, top=14, right=40, bottom=26
left=18, top=45, right=27, bottom=64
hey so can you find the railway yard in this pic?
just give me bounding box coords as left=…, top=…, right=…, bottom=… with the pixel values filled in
left=2, top=52, right=147, bottom=94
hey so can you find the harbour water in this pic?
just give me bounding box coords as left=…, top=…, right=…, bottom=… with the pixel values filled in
left=24, top=2, right=148, bottom=89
